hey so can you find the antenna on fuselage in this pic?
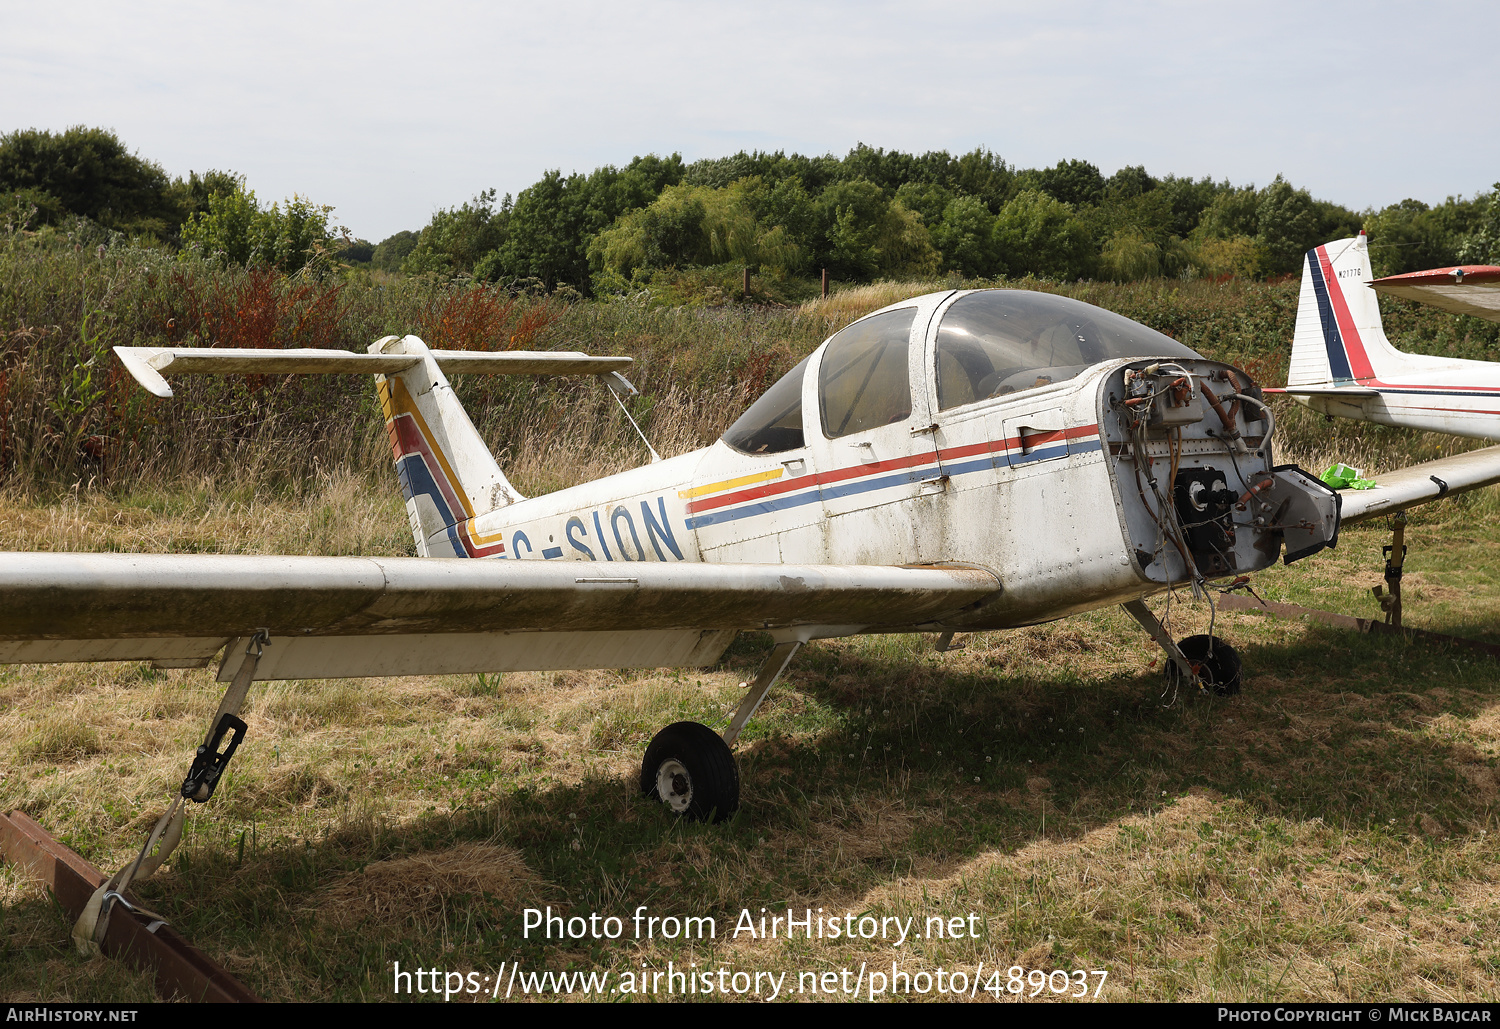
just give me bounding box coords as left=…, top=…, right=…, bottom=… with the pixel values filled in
left=600, top=371, right=662, bottom=464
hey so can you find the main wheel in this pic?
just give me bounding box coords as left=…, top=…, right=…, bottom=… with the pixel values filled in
left=1168, top=635, right=1242, bottom=696
left=640, top=721, right=740, bottom=823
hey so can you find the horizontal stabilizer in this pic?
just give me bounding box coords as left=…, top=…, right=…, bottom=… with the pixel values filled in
left=1267, top=385, right=1382, bottom=398
left=114, top=345, right=633, bottom=398
left=1371, top=267, right=1500, bottom=324
left=1338, top=444, right=1500, bottom=525
left=0, top=555, right=1001, bottom=679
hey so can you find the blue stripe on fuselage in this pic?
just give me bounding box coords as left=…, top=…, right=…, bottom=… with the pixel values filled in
left=685, top=485, right=824, bottom=529
left=686, top=437, right=1100, bottom=529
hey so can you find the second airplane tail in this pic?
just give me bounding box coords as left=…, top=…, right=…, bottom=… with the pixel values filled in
left=1287, top=232, right=1410, bottom=388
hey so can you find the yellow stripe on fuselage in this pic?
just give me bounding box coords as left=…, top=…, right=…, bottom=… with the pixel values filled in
left=678, top=467, right=784, bottom=500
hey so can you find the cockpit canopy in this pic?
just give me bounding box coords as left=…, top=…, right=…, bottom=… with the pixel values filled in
left=722, top=289, right=1201, bottom=454
left=935, top=291, right=1197, bottom=410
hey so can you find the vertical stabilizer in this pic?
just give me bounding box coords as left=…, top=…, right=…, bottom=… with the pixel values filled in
left=1288, top=234, right=1409, bottom=387
left=371, top=335, right=523, bottom=557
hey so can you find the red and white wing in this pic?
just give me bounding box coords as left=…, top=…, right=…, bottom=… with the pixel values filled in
left=1370, top=267, right=1500, bottom=323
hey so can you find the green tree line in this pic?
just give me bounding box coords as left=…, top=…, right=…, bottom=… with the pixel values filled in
left=0, top=125, right=342, bottom=274
left=393, top=144, right=1499, bottom=298
left=4, top=126, right=1496, bottom=297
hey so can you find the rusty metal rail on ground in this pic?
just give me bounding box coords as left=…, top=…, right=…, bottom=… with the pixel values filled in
left=1217, top=593, right=1500, bottom=660
left=0, top=809, right=260, bottom=1003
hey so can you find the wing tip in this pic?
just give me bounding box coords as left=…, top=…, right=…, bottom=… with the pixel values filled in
left=112, top=346, right=174, bottom=398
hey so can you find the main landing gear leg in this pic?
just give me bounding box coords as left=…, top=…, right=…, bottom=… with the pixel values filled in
left=640, top=640, right=802, bottom=823
left=1121, top=599, right=1242, bottom=697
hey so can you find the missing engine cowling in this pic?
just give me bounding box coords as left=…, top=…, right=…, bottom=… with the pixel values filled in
left=1173, top=468, right=1236, bottom=574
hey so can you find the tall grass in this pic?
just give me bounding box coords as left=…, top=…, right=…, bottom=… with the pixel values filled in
left=4, top=229, right=1498, bottom=498
left=6, top=234, right=1500, bottom=1003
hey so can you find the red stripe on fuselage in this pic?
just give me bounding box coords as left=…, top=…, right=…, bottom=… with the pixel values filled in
left=390, top=413, right=506, bottom=557
left=687, top=423, right=1100, bottom=515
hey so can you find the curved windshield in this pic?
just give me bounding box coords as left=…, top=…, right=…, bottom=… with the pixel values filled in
left=722, top=356, right=809, bottom=454
left=935, top=290, right=1200, bottom=410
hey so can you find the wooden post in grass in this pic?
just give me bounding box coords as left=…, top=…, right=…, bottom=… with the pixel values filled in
left=821, top=268, right=829, bottom=298
left=743, top=267, right=750, bottom=299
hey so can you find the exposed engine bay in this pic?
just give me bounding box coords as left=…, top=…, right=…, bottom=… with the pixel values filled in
left=1100, top=359, right=1340, bottom=585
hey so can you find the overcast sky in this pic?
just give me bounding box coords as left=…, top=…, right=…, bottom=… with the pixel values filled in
left=4, top=0, right=1497, bottom=242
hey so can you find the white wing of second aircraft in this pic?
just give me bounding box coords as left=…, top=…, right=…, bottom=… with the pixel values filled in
left=0, top=556, right=1000, bottom=681
left=1337, top=444, right=1500, bottom=526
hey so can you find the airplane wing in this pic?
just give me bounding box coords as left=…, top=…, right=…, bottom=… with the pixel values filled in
left=1369, top=266, right=1500, bottom=323
left=0, top=555, right=1000, bottom=681
left=1337, top=444, right=1500, bottom=525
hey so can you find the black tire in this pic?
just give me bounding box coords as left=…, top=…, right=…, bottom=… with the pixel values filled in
left=1168, top=634, right=1242, bottom=696
left=640, top=721, right=740, bottom=823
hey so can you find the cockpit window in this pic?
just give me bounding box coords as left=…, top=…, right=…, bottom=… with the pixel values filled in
left=935, top=290, right=1200, bottom=410
left=722, top=356, right=809, bottom=454
left=819, top=308, right=916, bottom=439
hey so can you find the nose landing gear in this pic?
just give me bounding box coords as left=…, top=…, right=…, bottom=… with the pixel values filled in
left=1122, top=598, right=1242, bottom=697
left=1167, top=633, right=1242, bottom=696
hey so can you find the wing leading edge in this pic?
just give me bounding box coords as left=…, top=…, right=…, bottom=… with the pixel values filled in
left=0, top=555, right=1000, bottom=681
left=1337, top=445, right=1500, bottom=525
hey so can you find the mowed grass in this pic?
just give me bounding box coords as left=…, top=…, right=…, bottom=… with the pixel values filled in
left=1, top=479, right=1499, bottom=1003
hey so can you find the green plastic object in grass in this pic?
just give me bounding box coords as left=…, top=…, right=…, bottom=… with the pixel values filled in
left=1320, top=463, right=1377, bottom=490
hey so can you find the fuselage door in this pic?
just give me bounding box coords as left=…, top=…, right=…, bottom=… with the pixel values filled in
left=808, top=299, right=946, bottom=518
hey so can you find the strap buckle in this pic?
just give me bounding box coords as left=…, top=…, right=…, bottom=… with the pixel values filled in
left=180, top=713, right=247, bottom=803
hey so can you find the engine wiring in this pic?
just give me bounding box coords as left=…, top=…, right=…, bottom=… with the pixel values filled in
left=1115, top=364, right=1289, bottom=706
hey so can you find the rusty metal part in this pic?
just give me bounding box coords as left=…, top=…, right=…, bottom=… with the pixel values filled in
left=1202, top=387, right=1239, bottom=438
left=1235, top=473, right=1277, bottom=510
left=1216, top=594, right=1500, bottom=660
left=0, top=810, right=260, bottom=1003
left=1223, top=370, right=1245, bottom=423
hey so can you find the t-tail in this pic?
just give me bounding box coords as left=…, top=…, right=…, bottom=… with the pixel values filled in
left=1288, top=232, right=1411, bottom=388
left=111, top=337, right=635, bottom=558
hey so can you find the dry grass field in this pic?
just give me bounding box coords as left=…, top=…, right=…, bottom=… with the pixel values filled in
left=1, top=468, right=1498, bottom=1003
left=3, top=254, right=1500, bottom=1002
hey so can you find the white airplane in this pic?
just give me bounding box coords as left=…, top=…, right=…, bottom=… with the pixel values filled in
left=1274, top=232, right=1500, bottom=437
left=7, top=287, right=1500, bottom=831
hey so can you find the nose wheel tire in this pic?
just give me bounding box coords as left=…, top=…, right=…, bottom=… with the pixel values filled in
left=640, top=721, right=740, bottom=823
left=1168, top=634, right=1242, bottom=696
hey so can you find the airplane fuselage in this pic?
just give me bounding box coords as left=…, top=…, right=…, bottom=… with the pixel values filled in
left=419, top=290, right=1332, bottom=635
